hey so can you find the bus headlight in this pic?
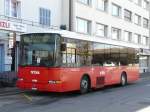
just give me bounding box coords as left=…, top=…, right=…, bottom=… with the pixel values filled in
left=48, top=80, right=62, bottom=84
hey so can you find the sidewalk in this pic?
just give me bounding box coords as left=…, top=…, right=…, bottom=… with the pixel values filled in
left=140, top=72, right=150, bottom=78
left=0, top=87, right=23, bottom=96
left=0, top=87, right=18, bottom=93
left=0, top=71, right=17, bottom=87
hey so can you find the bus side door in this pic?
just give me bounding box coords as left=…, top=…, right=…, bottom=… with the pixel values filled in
left=92, top=66, right=105, bottom=88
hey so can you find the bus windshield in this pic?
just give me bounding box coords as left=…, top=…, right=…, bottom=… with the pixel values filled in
left=19, top=33, right=60, bottom=67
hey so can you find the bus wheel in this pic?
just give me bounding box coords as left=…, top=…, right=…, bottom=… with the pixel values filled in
left=80, top=76, right=90, bottom=94
left=120, top=73, right=127, bottom=86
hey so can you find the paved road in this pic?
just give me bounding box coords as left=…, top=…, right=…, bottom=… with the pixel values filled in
left=0, top=75, right=150, bottom=112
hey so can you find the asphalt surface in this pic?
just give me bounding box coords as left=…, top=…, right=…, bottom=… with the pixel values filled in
left=0, top=74, right=150, bottom=112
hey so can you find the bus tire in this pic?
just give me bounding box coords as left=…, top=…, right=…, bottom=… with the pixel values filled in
left=120, top=73, right=127, bottom=86
left=80, top=75, right=90, bottom=94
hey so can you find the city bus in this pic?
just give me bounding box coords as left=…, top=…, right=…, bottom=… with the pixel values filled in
left=17, top=30, right=139, bottom=94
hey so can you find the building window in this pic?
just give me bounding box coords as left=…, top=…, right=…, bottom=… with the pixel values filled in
left=146, top=37, right=149, bottom=45
left=134, top=14, right=141, bottom=25
left=124, top=31, right=132, bottom=42
left=124, top=9, right=132, bottom=22
left=134, top=0, right=142, bottom=6
left=97, top=0, right=108, bottom=12
left=78, top=0, right=91, bottom=5
left=142, top=0, right=149, bottom=10
left=143, top=18, right=149, bottom=28
left=128, top=0, right=133, bottom=2
left=112, top=4, right=121, bottom=17
left=134, top=34, right=141, bottom=44
left=39, top=8, right=51, bottom=26
left=76, top=17, right=91, bottom=34
left=112, top=27, right=121, bottom=40
left=5, top=0, right=21, bottom=18
left=142, top=36, right=149, bottom=45
left=96, top=23, right=107, bottom=37
left=5, top=0, right=10, bottom=16
left=142, top=36, right=146, bottom=45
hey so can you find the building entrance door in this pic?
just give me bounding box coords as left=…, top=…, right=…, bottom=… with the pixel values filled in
left=0, top=45, right=4, bottom=72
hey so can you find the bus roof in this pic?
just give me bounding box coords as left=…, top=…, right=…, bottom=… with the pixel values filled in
left=22, top=30, right=147, bottom=49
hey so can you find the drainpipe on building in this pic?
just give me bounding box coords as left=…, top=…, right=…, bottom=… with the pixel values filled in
left=11, top=32, right=16, bottom=72
left=15, top=40, right=19, bottom=72
left=148, top=2, right=150, bottom=73
left=69, top=0, right=74, bottom=31
left=11, top=32, right=18, bottom=72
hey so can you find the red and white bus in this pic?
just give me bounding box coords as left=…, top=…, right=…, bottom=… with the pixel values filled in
left=17, top=31, right=139, bottom=93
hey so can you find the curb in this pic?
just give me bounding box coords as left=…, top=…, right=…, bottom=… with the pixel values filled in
left=140, top=72, right=150, bottom=78
left=0, top=87, right=22, bottom=95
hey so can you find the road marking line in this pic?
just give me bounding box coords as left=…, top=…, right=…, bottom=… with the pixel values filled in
left=136, top=106, right=150, bottom=112
left=22, top=93, right=32, bottom=101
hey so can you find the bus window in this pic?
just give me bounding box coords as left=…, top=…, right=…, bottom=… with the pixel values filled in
left=110, top=45, right=120, bottom=66
left=92, top=43, right=105, bottom=66
left=120, top=47, right=128, bottom=66
left=127, top=48, right=139, bottom=66
left=104, top=44, right=111, bottom=63
left=120, top=53, right=128, bottom=66
left=76, top=41, right=92, bottom=67
left=20, top=33, right=61, bottom=67
left=61, top=39, right=78, bottom=67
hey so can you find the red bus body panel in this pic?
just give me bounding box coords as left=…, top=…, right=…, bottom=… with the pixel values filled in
left=17, top=66, right=139, bottom=92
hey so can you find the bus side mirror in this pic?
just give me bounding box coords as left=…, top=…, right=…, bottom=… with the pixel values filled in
left=61, top=43, right=66, bottom=51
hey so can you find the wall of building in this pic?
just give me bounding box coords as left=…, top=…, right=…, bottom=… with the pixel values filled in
left=20, top=0, right=62, bottom=28
left=3, top=41, right=11, bottom=71
left=72, top=0, right=150, bottom=73
left=0, top=0, right=150, bottom=73
left=61, top=0, right=70, bottom=30
left=74, top=0, right=149, bottom=50
left=0, top=31, right=11, bottom=71
left=0, top=0, right=4, bottom=15
left=0, top=0, right=62, bottom=30
left=0, top=0, right=62, bottom=72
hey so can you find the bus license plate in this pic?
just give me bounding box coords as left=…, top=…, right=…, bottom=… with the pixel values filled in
left=32, top=88, right=37, bottom=91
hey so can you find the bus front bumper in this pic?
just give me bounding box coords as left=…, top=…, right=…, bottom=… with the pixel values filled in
left=17, top=81, right=66, bottom=92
